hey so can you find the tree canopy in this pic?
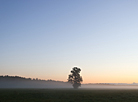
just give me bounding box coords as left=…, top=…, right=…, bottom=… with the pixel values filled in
left=68, top=67, right=83, bottom=89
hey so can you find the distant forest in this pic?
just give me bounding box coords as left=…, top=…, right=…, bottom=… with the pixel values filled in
left=0, top=75, right=64, bottom=82
left=0, top=75, right=71, bottom=88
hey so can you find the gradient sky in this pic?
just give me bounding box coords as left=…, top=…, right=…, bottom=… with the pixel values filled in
left=1, top=0, right=138, bottom=83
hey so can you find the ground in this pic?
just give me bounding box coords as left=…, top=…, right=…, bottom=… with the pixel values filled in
left=1, top=88, right=138, bottom=102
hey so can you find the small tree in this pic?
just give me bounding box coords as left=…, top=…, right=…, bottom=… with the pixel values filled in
left=68, top=67, right=83, bottom=89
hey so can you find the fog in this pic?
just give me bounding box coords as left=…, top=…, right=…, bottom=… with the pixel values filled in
left=0, top=80, right=72, bottom=88
left=81, top=84, right=138, bottom=89
left=0, top=76, right=72, bottom=88
left=1, top=81, right=138, bottom=89
left=1, top=76, right=138, bottom=89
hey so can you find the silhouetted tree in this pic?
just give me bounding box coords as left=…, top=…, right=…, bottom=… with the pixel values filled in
left=68, top=67, right=83, bottom=89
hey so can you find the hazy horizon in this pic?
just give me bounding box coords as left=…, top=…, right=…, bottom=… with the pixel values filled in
left=1, top=75, right=137, bottom=84
left=2, top=75, right=138, bottom=89
left=1, top=0, right=138, bottom=83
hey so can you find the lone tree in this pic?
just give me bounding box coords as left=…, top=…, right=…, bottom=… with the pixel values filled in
left=68, top=67, right=83, bottom=89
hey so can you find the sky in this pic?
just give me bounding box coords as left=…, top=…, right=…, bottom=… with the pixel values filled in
left=0, top=0, right=138, bottom=83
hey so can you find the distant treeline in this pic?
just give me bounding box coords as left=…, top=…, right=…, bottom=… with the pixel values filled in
left=0, top=75, right=64, bottom=82
left=0, top=75, right=71, bottom=88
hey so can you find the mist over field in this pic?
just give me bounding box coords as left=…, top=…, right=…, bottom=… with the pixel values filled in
left=1, top=75, right=138, bottom=89
left=81, top=84, right=138, bottom=89
left=0, top=76, right=71, bottom=88
left=0, top=81, right=71, bottom=89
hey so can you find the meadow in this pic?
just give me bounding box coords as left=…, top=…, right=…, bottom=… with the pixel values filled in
left=1, top=88, right=138, bottom=102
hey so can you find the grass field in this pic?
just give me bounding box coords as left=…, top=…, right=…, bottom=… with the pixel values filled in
left=1, top=88, right=138, bottom=102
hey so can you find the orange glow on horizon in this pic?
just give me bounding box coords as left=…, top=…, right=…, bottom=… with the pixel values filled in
left=82, top=78, right=138, bottom=84
left=11, top=74, right=138, bottom=84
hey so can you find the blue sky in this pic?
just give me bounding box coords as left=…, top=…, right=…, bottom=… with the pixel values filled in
left=1, top=0, right=138, bottom=83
